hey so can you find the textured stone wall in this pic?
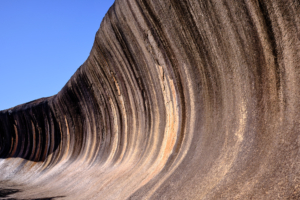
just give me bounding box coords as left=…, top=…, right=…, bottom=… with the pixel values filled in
left=1, top=0, right=300, bottom=199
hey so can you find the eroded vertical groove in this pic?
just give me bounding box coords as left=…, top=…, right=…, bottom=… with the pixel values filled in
left=1, top=0, right=300, bottom=199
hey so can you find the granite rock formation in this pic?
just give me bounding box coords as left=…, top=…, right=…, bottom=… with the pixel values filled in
left=1, top=0, right=300, bottom=199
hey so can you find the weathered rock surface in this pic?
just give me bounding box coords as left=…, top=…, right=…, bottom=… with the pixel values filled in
left=1, top=0, right=300, bottom=199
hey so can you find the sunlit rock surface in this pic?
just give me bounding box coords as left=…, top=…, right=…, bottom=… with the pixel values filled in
left=1, top=0, right=300, bottom=199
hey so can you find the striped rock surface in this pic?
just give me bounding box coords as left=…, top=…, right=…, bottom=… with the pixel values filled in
left=1, top=0, right=300, bottom=199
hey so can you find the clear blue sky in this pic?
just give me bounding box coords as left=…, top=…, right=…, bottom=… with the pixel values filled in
left=0, top=1, right=115, bottom=110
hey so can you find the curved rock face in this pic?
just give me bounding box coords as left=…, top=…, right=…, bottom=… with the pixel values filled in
left=1, top=0, right=300, bottom=199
